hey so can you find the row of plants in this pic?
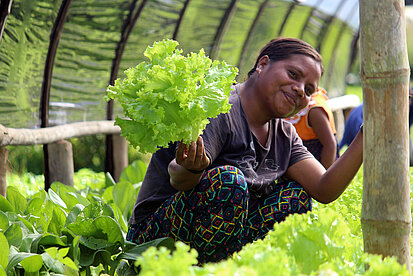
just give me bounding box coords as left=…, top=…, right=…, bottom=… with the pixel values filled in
left=1, top=162, right=412, bottom=275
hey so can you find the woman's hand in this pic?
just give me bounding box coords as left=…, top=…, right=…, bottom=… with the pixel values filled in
left=176, top=136, right=210, bottom=173
left=168, top=136, right=210, bottom=191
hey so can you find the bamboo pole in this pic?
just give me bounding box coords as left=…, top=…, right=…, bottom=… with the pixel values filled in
left=359, top=0, right=411, bottom=271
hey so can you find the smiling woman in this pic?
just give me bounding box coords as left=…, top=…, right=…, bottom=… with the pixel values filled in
left=126, top=37, right=364, bottom=264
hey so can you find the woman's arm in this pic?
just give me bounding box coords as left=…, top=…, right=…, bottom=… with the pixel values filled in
left=168, top=136, right=210, bottom=191
left=286, top=128, right=363, bottom=203
left=308, top=107, right=337, bottom=169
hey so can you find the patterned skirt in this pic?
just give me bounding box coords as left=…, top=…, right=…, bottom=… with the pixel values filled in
left=127, top=165, right=312, bottom=264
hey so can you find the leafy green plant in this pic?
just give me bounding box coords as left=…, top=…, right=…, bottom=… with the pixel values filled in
left=2, top=161, right=176, bottom=275
left=4, top=162, right=413, bottom=275
left=106, top=39, right=238, bottom=153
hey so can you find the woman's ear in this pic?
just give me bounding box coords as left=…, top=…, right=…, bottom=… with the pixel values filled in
left=257, top=55, right=270, bottom=71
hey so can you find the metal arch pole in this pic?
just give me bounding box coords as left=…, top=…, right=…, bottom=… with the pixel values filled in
left=0, top=0, right=13, bottom=44
left=237, top=0, right=269, bottom=72
left=209, top=0, right=239, bottom=60
left=315, top=0, right=348, bottom=53
left=105, top=0, right=148, bottom=177
left=277, top=1, right=297, bottom=37
left=299, top=0, right=324, bottom=40
left=172, top=0, right=191, bottom=40
left=322, top=1, right=358, bottom=91
left=40, top=0, right=72, bottom=191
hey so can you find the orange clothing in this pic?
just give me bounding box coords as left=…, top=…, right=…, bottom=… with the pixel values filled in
left=285, top=88, right=336, bottom=140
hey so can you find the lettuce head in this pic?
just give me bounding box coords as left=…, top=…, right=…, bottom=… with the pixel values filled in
left=106, top=39, right=238, bottom=154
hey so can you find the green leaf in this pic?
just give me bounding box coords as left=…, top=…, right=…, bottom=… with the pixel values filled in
left=4, top=223, right=22, bottom=248
left=94, top=216, right=124, bottom=245
left=6, top=248, right=41, bottom=275
left=78, top=248, right=113, bottom=267
left=0, top=195, right=13, bottom=212
left=120, top=160, right=147, bottom=184
left=116, top=260, right=139, bottom=276
left=17, top=214, right=36, bottom=233
left=48, top=205, right=67, bottom=234
left=110, top=203, right=128, bottom=233
left=25, top=197, right=44, bottom=216
left=78, top=235, right=115, bottom=250
left=0, top=211, right=9, bottom=231
left=19, top=254, right=43, bottom=272
left=112, top=181, right=136, bottom=220
left=6, top=186, right=27, bottom=214
left=102, top=186, right=114, bottom=203
left=69, top=235, right=80, bottom=266
left=41, top=250, right=65, bottom=274
left=51, top=182, right=79, bottom=210
left=47, top=189, right=67, bottom=209
left=61, top=256, right=78, bottom=271
left=118, top=238, right=175, bottom=261
left=105, top=172, right=116, bottom=187
left=20, top=233, right=42, bottom=253
left=37, top=233, right=67, bottom=248
left=65, top=204, right=84, bottom=226
left=0, top=232, right=9, bottom=271
left=67, top=202, right=115, bottom=239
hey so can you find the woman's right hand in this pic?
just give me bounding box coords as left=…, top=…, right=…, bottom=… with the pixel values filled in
left=175, top=136, right=210, bottom=173
left=168, top=136, right=210, bottom=191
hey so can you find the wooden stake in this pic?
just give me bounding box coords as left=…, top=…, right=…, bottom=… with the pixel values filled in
left=48, top=140, right=74, bottom=186
left=0, top=147, right=8, bottom=197
left=113, top=134, right=128, bottom=182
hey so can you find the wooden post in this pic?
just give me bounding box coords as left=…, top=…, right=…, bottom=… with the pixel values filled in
left=359, top=0, right=411, bottom=271
left=48, top=140, right=74, bottom=186
left=0, top=147, right=8, bottom=197
left=113, top=134, right=128, bottom=182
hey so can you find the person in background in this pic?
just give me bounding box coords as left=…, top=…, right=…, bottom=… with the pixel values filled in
left=285, top=87, right=339, bottom=169
left=338, top=104, right=363, bottom=150
left=126, top=37, right=364, bottom=264
left=339, top=87, right=413, bottom=166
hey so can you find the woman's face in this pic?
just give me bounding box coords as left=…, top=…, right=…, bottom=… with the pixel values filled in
left=255, top=54, right=322, bottom=119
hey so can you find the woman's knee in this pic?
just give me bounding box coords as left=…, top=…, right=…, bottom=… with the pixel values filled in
left=205, top=165, right=247, bottom=190
left=195, top=165, right=249, bottom=209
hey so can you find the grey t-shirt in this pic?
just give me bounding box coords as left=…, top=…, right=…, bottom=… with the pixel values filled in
left=129, top=92, right=313, bottom=225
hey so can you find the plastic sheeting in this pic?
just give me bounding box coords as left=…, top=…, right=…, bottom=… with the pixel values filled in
left=0, top=0, right=360, bottom=128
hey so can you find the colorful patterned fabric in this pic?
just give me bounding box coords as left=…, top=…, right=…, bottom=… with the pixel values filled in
left=127, top=165, right=312, bottom=264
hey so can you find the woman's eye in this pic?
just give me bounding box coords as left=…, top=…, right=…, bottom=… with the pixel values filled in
left=288, top=70, right=297, bottom=78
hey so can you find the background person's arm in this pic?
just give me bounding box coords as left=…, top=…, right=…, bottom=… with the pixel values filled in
left=308, top=107, right=337, bottom=169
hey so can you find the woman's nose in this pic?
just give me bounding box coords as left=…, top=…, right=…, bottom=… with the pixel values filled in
left=293, top=83, right=305, bottom=98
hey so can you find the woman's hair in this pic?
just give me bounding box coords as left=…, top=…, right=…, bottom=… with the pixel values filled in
left=247, top=37, right=324, bottom=78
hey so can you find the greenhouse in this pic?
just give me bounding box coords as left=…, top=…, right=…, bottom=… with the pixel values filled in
left=0, top=0, right=413, bottom=275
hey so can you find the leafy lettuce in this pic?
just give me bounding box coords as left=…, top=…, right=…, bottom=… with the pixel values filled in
left=106, top=39, right=238, bottom=153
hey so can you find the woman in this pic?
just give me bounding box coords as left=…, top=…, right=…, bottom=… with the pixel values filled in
left=127, top=37, right=363, bottom=264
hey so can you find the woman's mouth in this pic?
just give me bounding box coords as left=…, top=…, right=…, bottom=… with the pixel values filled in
left=283, top=92, right=296, bottom=107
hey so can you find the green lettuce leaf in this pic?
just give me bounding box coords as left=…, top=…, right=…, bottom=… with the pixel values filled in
left=106, top=39, right=238, bottom=153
